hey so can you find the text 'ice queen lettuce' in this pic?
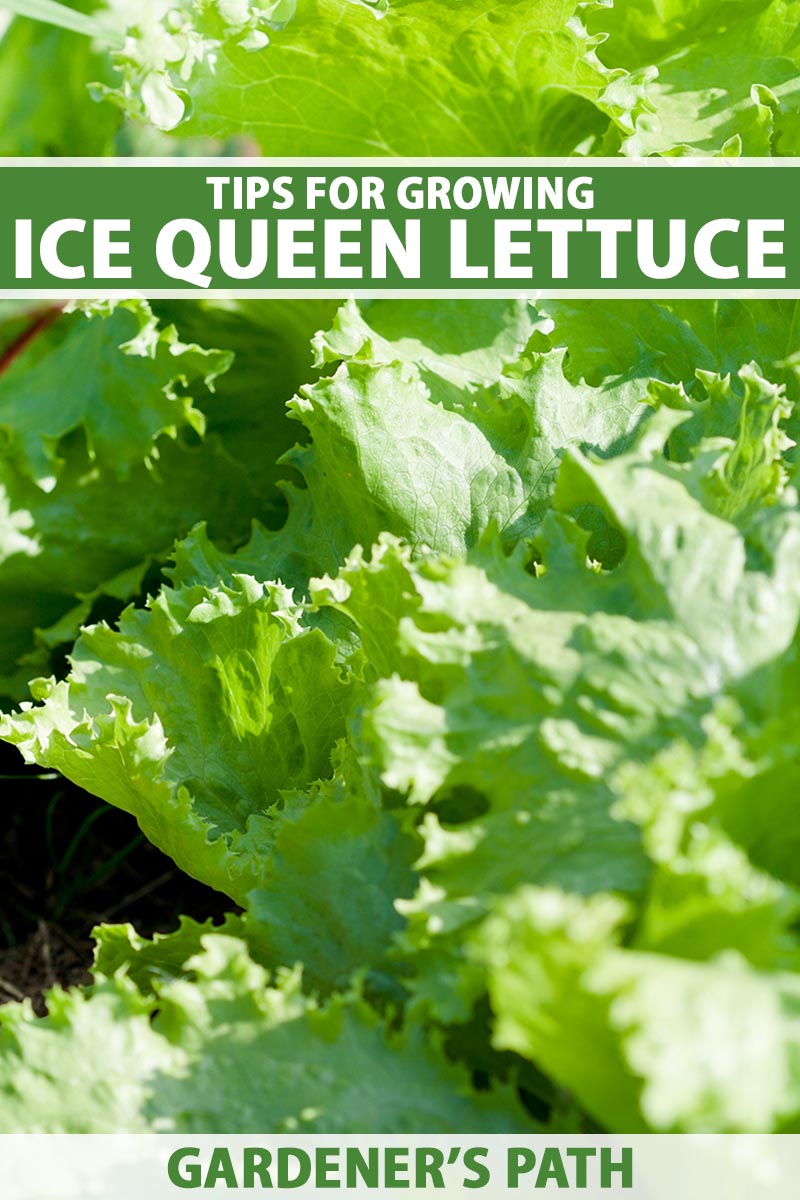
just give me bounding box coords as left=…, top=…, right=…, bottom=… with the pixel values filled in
left=5, top=162, right=792, bottom=293
left=149, top=219, right=788, bottom=289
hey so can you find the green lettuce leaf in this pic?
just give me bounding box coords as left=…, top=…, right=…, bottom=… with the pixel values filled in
left=478, top=886, right=800, bottom=1132
left=0, top=298, right=329, bottom=698
left=92, top=0, right=615, bottom=154
left=538, top=299, right=800, bottom=395
left=590, top=0, right=800, bottom=155
left=2, top=575, right=359, bottom=903
left=0, top=2, right=119, bottom=155
left=10, top=0, right=800, bottom=158
left=0, top=300, right=223, bottom=490
left=0, top=930, right=528, bottom=1132
left=152, top=299, right=339, bottom=524
left=242, top=746, right=418, bottom=996
left=173, top=299, right=655, bottom=593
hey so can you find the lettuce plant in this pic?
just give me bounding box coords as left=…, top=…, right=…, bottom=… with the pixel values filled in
left=2, top=295, right=800, bottom=1132
left=0, top=297, right=333, bottom=697
left=3, top=0, right=800, bottom=156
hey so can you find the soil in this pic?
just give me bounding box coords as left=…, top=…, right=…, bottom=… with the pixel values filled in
left=0, top=741, right=235, bottom=1015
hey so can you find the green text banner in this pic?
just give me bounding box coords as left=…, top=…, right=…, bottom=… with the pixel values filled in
left=2, top=158, right=799, bottom=297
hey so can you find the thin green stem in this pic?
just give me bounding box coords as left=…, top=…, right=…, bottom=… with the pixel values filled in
left=1, top=1, right=121, bottom=45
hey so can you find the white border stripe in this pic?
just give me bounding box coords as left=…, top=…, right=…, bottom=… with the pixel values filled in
left=1, top=290, right=796, bottom=300
left=0, top=156, right=798, bottom=167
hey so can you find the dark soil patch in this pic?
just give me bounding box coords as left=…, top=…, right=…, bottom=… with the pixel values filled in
left=0, top=742, right=235, bottom=1014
